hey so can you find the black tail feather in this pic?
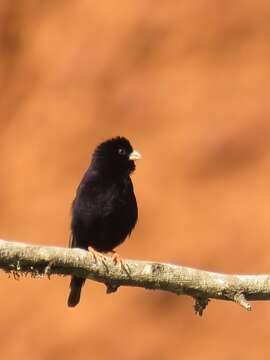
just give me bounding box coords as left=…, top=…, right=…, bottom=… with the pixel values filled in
left=67, top=276, right=85, bottom=307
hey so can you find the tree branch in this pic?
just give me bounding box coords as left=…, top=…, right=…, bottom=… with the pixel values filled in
left=0, top=239, right=269, bottom=314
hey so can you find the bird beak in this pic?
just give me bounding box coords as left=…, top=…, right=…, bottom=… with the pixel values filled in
left=129, top=150, right=141, bottom=161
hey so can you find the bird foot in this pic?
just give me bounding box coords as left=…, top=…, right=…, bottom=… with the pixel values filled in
left=109, top=251, right=130, bottom=275
left=88, top=247, right=107, bottom=266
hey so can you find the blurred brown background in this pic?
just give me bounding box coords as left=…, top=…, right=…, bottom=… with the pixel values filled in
left=1, top=1, right=270, bottom=359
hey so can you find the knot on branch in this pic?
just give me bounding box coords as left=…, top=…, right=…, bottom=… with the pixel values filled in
left=194, top=297, right=210, bottom=316
left=106, top=282, right=119, bottom=294
left=233, top=292, right=251, bottom=311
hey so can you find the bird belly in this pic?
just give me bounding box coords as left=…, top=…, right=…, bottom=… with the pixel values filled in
left=88, top=208, right=137, bottom=252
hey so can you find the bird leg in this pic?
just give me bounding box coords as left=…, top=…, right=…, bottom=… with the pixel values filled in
left=109, top=251, right=130, bottom=275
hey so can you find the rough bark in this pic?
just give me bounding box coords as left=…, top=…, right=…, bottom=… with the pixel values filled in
left=0, top=239, right=269, bottom=315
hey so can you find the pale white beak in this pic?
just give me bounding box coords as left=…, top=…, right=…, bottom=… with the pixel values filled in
left=129, top=150, right=141, bottom=161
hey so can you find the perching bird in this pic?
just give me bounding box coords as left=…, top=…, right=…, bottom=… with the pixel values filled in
left=67, top=136, right=141, bottom=307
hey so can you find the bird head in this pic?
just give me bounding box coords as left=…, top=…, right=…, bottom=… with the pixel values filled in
left=92, top=137, right=141, bottom=178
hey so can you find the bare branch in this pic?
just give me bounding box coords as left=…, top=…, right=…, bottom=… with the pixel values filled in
left=0, top=239, right=270, bottom=314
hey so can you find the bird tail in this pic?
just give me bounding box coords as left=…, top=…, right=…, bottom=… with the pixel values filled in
left=68, top=233, right=87, bottom=307
left=67, top=276, right=85, bottom=307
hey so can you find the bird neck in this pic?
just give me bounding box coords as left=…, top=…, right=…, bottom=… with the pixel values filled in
left=90, top=160, right=132, bottom=182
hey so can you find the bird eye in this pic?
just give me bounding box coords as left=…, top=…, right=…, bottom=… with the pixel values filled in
left=118, top=148, right=126, bottom=156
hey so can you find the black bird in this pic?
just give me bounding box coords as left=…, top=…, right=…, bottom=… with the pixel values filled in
left=67, top=136, right=141, bottom=307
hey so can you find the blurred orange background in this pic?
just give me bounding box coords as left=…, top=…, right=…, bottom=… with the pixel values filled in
left=1, top=1, right=270, bottom=359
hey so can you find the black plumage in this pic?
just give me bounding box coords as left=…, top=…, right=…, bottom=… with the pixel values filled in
left=67, top=136, right=140, bottom=307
